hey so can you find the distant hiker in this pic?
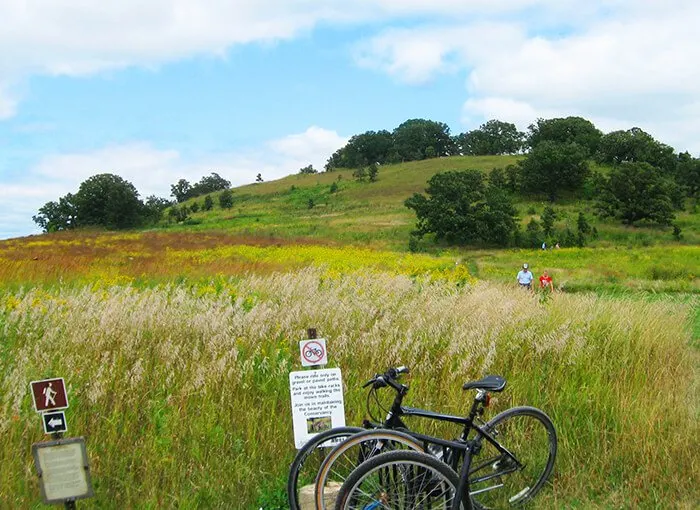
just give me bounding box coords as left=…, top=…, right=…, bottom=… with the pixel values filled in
left=517, top=263, right=533, bottom=290
left=555, top=242, right=560, bottom=249
left=542, top=242, right=546, bottom=250
left=539, top=270, right=554, bottom=292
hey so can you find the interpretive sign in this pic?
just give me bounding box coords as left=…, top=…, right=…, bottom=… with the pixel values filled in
left=290, top=368, right=345, bottom=449
left=299, top=338, right=328, bottom=367
left=42, top=411, right=68, bottom=435
left=32, top=437, right=93, bottom=504
left=30, top=378, right=68, bottom=413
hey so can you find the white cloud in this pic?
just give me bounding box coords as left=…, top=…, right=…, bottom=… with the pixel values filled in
left=0, top=0, right=635, bottom=115
left=0, top=126, right=347, bottom=240
left=356, top=1, right=700, bottom=153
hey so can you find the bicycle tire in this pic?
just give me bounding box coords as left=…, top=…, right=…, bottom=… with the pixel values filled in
left=470, top=406, right=557, bottom=508
left=315, top=429, right=424, bottom=509
left=335, top=449, right=471, bottom=510
left=287, top=426, right=364, bottom=510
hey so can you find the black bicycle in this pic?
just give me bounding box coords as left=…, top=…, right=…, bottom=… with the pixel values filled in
left=288, top=367, right=557, bottom=509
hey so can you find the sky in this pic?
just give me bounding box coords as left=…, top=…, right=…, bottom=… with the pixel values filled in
left=1, top=0, right=699, bottom=239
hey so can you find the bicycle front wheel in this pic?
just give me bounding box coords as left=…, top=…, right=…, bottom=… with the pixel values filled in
left=335, top=450, right=471, bottom=510
left=315, top=429, right=424, bottom=509
left=470, top=406, right=557, bottom=508
left=287, top=426, right=364, bottom=510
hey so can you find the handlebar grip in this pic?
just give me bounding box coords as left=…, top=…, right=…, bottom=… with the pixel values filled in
left=395, top=366, right=409, bottom=375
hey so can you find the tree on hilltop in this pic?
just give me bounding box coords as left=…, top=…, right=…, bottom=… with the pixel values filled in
left=457, top=120, right=525, bottom=155
left=596, top=127, right=675, bottom=173
left=527, top=116, right=602, bottom=155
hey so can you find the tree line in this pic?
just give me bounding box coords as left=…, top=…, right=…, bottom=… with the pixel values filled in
left=401, top=116, right=698, bottom=247
left=32, top=115, right=698, bottom=239
left=33, top=172, right=234, bottom=233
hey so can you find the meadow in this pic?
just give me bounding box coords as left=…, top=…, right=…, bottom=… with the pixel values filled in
left=0, top=268, right=698, bottom=508
left=1, top=154, right=698, bottom=508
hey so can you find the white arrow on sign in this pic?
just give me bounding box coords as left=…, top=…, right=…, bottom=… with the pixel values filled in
left=48, top=417, right=63, bottom=428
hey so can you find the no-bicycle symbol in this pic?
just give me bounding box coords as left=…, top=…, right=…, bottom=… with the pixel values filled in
left=300, top=338, right=328, bottom=367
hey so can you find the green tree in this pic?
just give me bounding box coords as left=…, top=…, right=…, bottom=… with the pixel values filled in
left=219, top=189, right=234, bottom=209
left=367, top=163, right=379, bottom=182
left=352, top=167, right=367, bottom=182
left=325, top=130, right=394, bottom=170
left=195, top=173, right=230, bottom=194
left=525, top=218, right=543, bottom=248
left=329, top=182, right=339, bottom=194
left=190, top=201, right=200, bottom=213
left=32, top=193, right=78, bottom=232
left=527, top=116, right=602, bottom=155
left=596, top=162, right=676, bottom=225
left=73, top=174, right=146, bottom=229
left=457, top=120, right=525, bottom=155
left=488, top=168, right=508, bottom=190
left=405, top=170, right=518, bottom=246
left=596, top=127, right=675, bottom=172
left=392, top=119, right=454, bottom=161
left=519, top=141, right=590, bottom=199
left=541, top=205, right=557, bottom=238
left=203, top=195, right=214, bottom=211
left=676, top=152, right=700, bottom=198
left=170, top=179, right=193, bottom=203
left=576, top=212, right=591, bottom=247
left=298, top=165, right=318, bottom=174
left=143, top=195, right=171, bottom=223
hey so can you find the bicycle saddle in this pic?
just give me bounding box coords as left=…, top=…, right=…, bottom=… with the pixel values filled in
left=462, top=375, right=506, bottom=392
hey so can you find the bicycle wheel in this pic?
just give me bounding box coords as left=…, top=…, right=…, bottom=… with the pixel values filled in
left=287, top=426, right=364, bottom=510
left=335, top=450, right=471, bottom=510
left=315, top=429, right=424, bottom=509
left=469, top=406, right=557, bottom=508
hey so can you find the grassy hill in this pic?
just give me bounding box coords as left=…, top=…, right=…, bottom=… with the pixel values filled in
left=162, top=155, right=700, bottom=250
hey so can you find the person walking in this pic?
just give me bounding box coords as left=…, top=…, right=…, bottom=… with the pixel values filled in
left=539, top=270, right=554, bottom=292
left=516, top=263, right=534, bottom=290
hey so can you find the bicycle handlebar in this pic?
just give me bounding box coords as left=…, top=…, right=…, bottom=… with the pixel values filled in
left=362, top=366, right=410, bottom=390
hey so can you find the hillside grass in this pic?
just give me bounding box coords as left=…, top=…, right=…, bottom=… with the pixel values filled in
left=1, top=231, right=697, bottom=295
left=161, top=155, right=700, bottom=249
left=0, top=270, right=697, bottom=508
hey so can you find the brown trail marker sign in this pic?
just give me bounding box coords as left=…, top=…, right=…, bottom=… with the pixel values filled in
left=30, top=378, right=69, bottom=412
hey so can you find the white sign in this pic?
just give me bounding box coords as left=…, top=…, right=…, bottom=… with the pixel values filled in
left=299, top=338, right=328, bottom=367
left=290, top=368, right=346, bottom=449
left=32, top=437, right=94, bottom=504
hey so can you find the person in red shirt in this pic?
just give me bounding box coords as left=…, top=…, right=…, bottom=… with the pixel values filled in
left=539, top=270, right=554, bottom=292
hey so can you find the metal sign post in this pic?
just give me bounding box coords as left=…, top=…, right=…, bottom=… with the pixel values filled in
left=29, top=377, right=92, bottom=508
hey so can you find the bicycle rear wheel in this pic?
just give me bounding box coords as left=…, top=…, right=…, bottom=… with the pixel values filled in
left=315, top=429, right=424, bottom=509
left=469, top=406, right=557, bottom=508
left=335, top=450, right=470, bottom=510
left=287, top=426, right=364, bottom=510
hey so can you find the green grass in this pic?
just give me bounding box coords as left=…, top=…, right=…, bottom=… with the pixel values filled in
left=163, top=155, right=700, bottom=249
left=1, top=271, right=697, bottom=508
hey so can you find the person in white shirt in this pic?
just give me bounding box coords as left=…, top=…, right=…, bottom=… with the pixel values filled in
left=516, top=263, right=534, bottom=290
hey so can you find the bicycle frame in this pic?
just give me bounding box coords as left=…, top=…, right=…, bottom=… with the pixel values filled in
left=361, top=377, right=523, bottom=506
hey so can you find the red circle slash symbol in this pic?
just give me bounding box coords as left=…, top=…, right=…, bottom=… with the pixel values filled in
left=303, top=341, right=325, bottom=364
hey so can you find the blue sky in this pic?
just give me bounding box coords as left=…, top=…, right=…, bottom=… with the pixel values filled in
left=1, top=0, right=699, bottom=239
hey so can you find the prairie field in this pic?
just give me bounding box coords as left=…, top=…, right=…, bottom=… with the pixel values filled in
left=0, top=265, right=698, bottom=508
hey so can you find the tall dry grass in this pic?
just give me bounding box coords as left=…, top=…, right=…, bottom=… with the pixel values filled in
left=0, top=269, right=697, bottom=508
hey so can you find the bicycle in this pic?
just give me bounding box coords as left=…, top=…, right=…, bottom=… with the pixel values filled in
left=288, top=367, right=556, bottom=509
left=314, top=368, right=556, bottom=509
